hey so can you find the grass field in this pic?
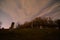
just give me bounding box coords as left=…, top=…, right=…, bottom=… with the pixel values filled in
left=0, top=28, right=60, bottom=40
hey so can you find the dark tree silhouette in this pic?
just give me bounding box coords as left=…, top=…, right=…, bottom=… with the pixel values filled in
left=31, top=17, right=43, bottom=28
left=9, top=22, right=15, bottom=29
left=22, top=22, right=32, bottom=28
left=55, top=19, right=60, bottom=29
left=15, top=17, right=59, bottom=29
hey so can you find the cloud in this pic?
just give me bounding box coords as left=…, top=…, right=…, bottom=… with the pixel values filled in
left=0, top=0, right=60, bottom=20
left=14, top=0, right=22, bottom=9
left=32, top=0, right=60, bottom=19
left=43, top=3, right=60, bottom=16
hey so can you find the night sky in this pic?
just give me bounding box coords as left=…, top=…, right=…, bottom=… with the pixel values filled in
left=0, top=0, right=60, bottom=29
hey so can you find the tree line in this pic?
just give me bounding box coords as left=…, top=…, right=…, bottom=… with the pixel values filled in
left=0, top=17, right=60, bottom=30
left=16, top=17, right=60, bottom=29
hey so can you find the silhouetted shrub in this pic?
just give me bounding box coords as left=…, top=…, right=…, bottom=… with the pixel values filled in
left=55, top=19, right=60, bottom=29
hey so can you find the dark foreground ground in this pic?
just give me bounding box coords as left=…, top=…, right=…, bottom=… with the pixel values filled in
left=0, top=28, right=60, bottom=40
